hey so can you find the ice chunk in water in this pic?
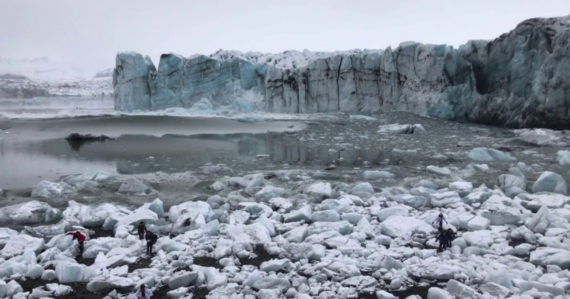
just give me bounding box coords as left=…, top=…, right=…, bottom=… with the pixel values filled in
left=269, top=197, right=293, bottom=211
left=377, top=123, right=426, bottom=134
left=118, top=177, right=151, bottom=194
left=255, top=185, right=286, bottom=201
left=1, top=234, right=44, bottom=258
left=86, top=275, right=136, bottom=293
left=26, top=264, right=44, bottom=279
left=305, top=182, right=333, bottom=199
left=245, top=270, right=291, bottom=291
left=55, top=262, right=96, bottom=283
left=311, top=210, right=340, bottom=222
left=391, top=194, right=428, bottom=208
left=480, top=195, right=522, bottom=225
left=446, top=279, right=479, bottom=298
left=342, top=212, right=363, bottom=225
left=497, top=174, right=526, bottom=197
left=260, top=259, right=293, bottom=273
left=45, top=283, right=72, bottom=296
left=63, top=201, right=118, bottom=228
left=0, top=228, right=18, bottom=247
left=283, top=225, right=308, bottom=243
left=426, top=166, right=451, bottom=176
left=532, top=171, right=567, bottom=195
left=462, top=230, right=496, bottom=247
left=0, top=281, right=6, bottom=298
left=430, top=190, right=461, bottom=207
left=31, top=180, right=74, bottom=198
left=525, top=206, right=550, bottom=234
left=245, top=173, right=265, bottom=193
left=381, top=216, right=433, bottom=238
left=448, top=181, right=473, bottom=196
left=350, top=182, right=374, bottom=197
left=239, top=202, right=272, bottom=219
left=167, top=201, right=211, bottom=233
left=376, top=290, right=398, bottom=298
left=227, top=222, right=272, bottom=245
left=147, top=198, right=165, bottom=218
left=466, top=215, right=490, bottom=231
left=214, top=239, right=233, bottom=259
left=518, top=193, right=569, bottom=212
left=169, top=201, right=212, bottom=223
left=427, top=287, right=453, bottom=299
left=377, top=205, right=410, bottom=222
left=192, top=265, right=227, bottom=289
left=6, top=280, right=23, bottom=297
left=530, top=247, right=570, bottom=269
left=156, top=238, right=186, bottom=253
left=63, top=172, right=108, bottom=191
left=284, top=206, right=312, bottom=223
left=41, top=270, right=57, bottom=281
left=558, top=150, right=570, bottom=166
left=0, top=201, right=61, bottom=225
left=467, top=147, right=515, bottom=162
left=255, top=216, right=276, bottom=236
left=513, top=279, right=564, bottom=296
left=479, top=282, right=511, bottom=297
left=168, top=270, right=198, bottom=289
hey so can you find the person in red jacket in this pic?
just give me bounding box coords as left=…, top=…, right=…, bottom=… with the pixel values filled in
left=66, top=231, right=86, bottom=257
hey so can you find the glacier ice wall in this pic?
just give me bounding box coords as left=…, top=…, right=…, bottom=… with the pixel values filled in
left=113, top=16, right=570, bottom=128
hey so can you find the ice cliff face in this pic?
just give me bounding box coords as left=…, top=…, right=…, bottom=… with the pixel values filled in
left=113, top=16, right=570, bottom=128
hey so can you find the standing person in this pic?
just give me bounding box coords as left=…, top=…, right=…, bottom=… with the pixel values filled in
left=136, top=222, right=147, bottom=240
left=437, top=231, right=448, bottom=252
left=445, top=228, right=456, bottom=248
left=135, top=284, right=153, bottom=299
left=66, top=230, right=86, bottom=257
left=145, top=231, right=157, bottom=255
left=432, top=212, right=448, bottom=232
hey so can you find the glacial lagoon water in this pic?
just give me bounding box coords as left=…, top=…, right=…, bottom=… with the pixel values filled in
left=0, top=97, right=567, bottom=195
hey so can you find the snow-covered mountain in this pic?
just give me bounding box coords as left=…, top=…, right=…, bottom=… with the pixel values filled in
left=113, top=15, right=570, bottom=129
left=0, top=56, right=92, bottom=82
left=0, top=75, right=112, bottom=99
left=0, top=56, right=113, bottom=99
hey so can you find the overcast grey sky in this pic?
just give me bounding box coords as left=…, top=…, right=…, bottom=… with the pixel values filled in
left=0, top=0, right=568, bottom=77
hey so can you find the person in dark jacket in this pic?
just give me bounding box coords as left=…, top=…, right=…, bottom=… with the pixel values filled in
left=66, top=230, right=86, bottom=256
left=445, top=228, right=456, bottom=248
left=136, top=222, right=147, bottom=240
left=145, top=231, right=158, bottom=255
left=437, top=231, right=448, bottom=252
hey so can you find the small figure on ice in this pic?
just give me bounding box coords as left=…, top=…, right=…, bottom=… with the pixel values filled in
left=445, top=228, right=456, bottom=248
left=145, top=231, right=158, bottom=255
left=136, top=221, right=147, bottom=240
left=437, top=230, right=448, bottom=252
left=436, top=228, right=456, bottom=252
left=432, top=212, right=447, bottom=232
left=135, top=283, right=153, bottom=299
left=66, top=230, right=86, bottom=257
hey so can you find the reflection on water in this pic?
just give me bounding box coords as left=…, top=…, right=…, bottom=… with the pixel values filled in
left=2, top=112, right=568, bottom=190
left=1, top=132, right=388, bottom=189
left=0, top=115, right=308, bottom=189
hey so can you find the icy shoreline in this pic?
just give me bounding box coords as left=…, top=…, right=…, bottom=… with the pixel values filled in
left=0, top=157, right=568, bottom=298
